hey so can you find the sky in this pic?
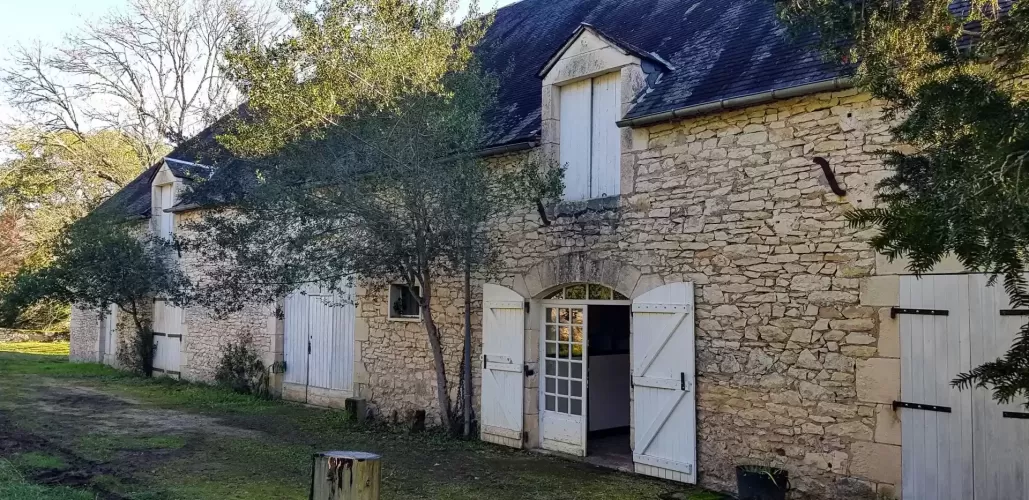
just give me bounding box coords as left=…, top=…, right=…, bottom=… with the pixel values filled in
left=0, top=0, right=520, bottom=49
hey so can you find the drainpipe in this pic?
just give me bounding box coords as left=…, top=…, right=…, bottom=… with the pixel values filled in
left=615, top=77, right=854, bottom=128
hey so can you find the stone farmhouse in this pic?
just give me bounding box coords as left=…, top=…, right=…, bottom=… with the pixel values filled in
left=68, top=0, right=1029, bottom=498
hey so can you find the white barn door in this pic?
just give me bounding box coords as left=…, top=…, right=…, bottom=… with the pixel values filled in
left=898, top=275, right=974, bottom=500
left=969, top=275, right=1029, bottom=500
left=151, top=299, right=184, bottom=377
left=631, top=282, right=696, bottom=483
left=480, top=284, right=525, bottom=448
left=99, top=304, right=119, bottom=366
left=283, top=283, right=355, bottom=405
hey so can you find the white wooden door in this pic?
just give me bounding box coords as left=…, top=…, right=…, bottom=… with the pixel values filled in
left=899, top=275, right=974, bottom=500
left=480, top=284, right=525, bottom=448
left=631, top=282, right=696, bottom=483
left=151, top=299, right=184, bottom=377
left=100, top=304, right=118, bottom=366
left=283, top=291, right=309, bottom=389
left=968, top=274, right=1029, bottom=500
left=283, top=283, right=356, bottom=401
left=540, top=304, right=587, bottom=456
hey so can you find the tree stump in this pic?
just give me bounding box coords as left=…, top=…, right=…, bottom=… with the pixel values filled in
left=311, top=451, right=381, bottom=500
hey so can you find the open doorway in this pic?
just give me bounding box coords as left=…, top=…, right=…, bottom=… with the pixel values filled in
left=586, top=303, right=632, bottom=471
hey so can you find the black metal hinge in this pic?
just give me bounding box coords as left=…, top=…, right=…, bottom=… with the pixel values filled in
left=1000, top=310, right=1029, bottom=316
left=890, top=307, right=949, bottom=319
left=524, top=302, right=530, bottom=314
left=1003, top=411, right=1029, bottom=419
left=524, top=365, right=534, bottom=377
left=893, top=401, right=952, bottom=413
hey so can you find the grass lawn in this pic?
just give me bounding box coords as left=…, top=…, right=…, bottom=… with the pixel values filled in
left=0, top=342, right=724, bottom=500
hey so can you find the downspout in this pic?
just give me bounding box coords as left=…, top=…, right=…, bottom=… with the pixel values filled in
left=616, top=77, right=854, bottom=128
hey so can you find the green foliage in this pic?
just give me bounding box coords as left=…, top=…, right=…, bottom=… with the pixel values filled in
left=214, top=333, right=269, bottom=397
left=10, top=453, right=68, bottom=472
left=0, top=213, right=190, bottom=376
left=778, top=1, right=1029, bottom=405
left=220, top=0, right=490, bottom=157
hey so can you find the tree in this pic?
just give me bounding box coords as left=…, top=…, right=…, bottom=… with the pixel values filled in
left=777, top=0, right=1029, bottom=405
left=2, top=0, right=281, bottom=163
left=179, top=0, right=562, bottom=433
left=0, top=213, right=190, bottom=374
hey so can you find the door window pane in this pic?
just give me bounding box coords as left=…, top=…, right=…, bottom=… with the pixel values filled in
left=571, top=399, right=582, bottom=416
left=571, top=380, right=582, bottom=397
left=565, top=284, right=586, bottom=299
left=545, top=377, right=555, bottom=394
left=546, top=360, right=555, bottom=375
left=571, top=362, right=582, bottom=379
left=558, top=397, right=568, bottom=413
left=558, top=361, right=568, bottom=377
left=546, top=325, right=557, bottom=341
left=546, top=342, right=556, bottom=357
left=558, top=379, right=568, bottom=396
left=546, top=395, right=555, bottom=411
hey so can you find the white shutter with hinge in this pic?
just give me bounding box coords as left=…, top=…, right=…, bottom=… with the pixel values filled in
left=480, top=284, right=525, bottom=448
left=590, top=72, right=621, bottom=199
left=969, top=274, right=1029, bottom=500
left=559, top=79, right=592, bottom=201
left=899, top=275, right=973, bottom=500
left=631, top=282, right=696, bottom=484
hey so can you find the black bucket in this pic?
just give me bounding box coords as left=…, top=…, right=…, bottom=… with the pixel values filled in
left=735, top=465, right=789, bottom=500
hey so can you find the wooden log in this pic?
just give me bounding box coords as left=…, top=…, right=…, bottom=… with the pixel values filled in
left=310, top=451, right=381, bottom=500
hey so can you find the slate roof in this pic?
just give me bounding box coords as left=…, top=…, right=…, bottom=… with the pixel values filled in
left=102, top=0, right=846, bottom=218
left=479, top=0, right=845, bottom=145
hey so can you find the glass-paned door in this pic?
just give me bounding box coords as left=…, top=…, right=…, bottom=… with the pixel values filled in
left=540, top=305, right=587, bottom=456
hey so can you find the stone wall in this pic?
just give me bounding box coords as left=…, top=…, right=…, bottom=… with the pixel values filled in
left=174, top=210, right=279, bottom=385
left=484, top=89, right=897, bottom=498
left=0, top=329, right=69, bottom=343
left=69, top=305, right=101, bottom=362
left=354, top=279, right=482, bottom=426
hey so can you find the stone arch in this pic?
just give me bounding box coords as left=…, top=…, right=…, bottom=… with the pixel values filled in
left=515, top=252, right=656, bottom=300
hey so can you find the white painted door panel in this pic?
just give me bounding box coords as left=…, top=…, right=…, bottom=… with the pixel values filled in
left=559, top=79, right=592, bottom=201
left=631, top=282, right=696, bottom=484
left=284, top=282, right=356, bottom=400
left=590, top=72, right=621, bottom=199
left=899, top=275, right=973, bottom=500
left=283, top=291, right=309, bottom=387
left=540, top=304, right=587, bottom=456
left=969, top=275, right=1029, bottom=500
left=151, top=299, right=183, bottom=376
left=480, top=284, right=525, bottom=447
left=100, top=304, right=118, bottom=365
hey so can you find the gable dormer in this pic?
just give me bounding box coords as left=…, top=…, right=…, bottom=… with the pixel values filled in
left=539, top=24, right=669, bottom=202
left=150, top=160, right=184, bottom=239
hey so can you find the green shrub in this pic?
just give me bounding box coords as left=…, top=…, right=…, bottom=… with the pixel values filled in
left=214, top=333, right=268, bottom=397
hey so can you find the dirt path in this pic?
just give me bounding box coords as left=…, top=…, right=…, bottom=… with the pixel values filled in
left=0, top=349, right=721, bottom=500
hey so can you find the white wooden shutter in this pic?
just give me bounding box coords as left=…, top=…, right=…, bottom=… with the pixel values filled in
left=160, top=185, right=174, bottom=238
left=968, top=274, right=1029, bottom=500
left=631, top=282, right=696, bottom=483
left=151, top=299, right=183, bottom=376
left=480, top=284, right=525, bottom=448
left=899, top=275, right=973, bottom=500
left=559, top=79, right=592, bottom=201
left=590, top=72, right=621, bottom=199
left=284, top=290, right=310, bottom=386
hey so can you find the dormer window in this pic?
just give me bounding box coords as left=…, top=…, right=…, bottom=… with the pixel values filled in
left=558, top=73, right=622, bottom=201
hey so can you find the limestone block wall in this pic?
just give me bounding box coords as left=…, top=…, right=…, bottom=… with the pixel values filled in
left=175, top=210, right=279, bottom=385
left=69, top=305, right=101, bottom=362
left=354, top=278, right=482, bottom=426
left=478, top=89, right=900, bottom=498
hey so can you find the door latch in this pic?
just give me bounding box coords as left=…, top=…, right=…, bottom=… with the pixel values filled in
left=681, top=372, right=686, bottom=391
left=524, top=365, right=535, bottom=377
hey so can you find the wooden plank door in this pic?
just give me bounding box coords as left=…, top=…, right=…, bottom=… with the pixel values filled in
left=306, top=284, right=356, bottom=394
left=969, top=275, right=1029, bottom=500
left=898, top=275, right=973, bottom=500
left=480, top=284, right=525, bottom=448
left=631, top=282, right=696, bottom=483
left=151, top=299, right=183, bottom=377
left=101, top=304, right=118, bottom=366
left=283, top=290, right=311, bottom=390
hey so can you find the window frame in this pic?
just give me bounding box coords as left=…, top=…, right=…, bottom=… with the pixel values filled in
left=387, top=283, right=422, bottom=321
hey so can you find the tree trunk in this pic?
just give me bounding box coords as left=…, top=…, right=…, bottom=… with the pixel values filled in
left=419, top=278, right=457, bottom=433
left=462, top=253, right=472, bottom=438
left=310, top=451, right=381, bottom=500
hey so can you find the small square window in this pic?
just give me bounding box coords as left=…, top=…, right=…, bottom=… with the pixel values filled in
left=388, top=284, right=421, bottom=319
